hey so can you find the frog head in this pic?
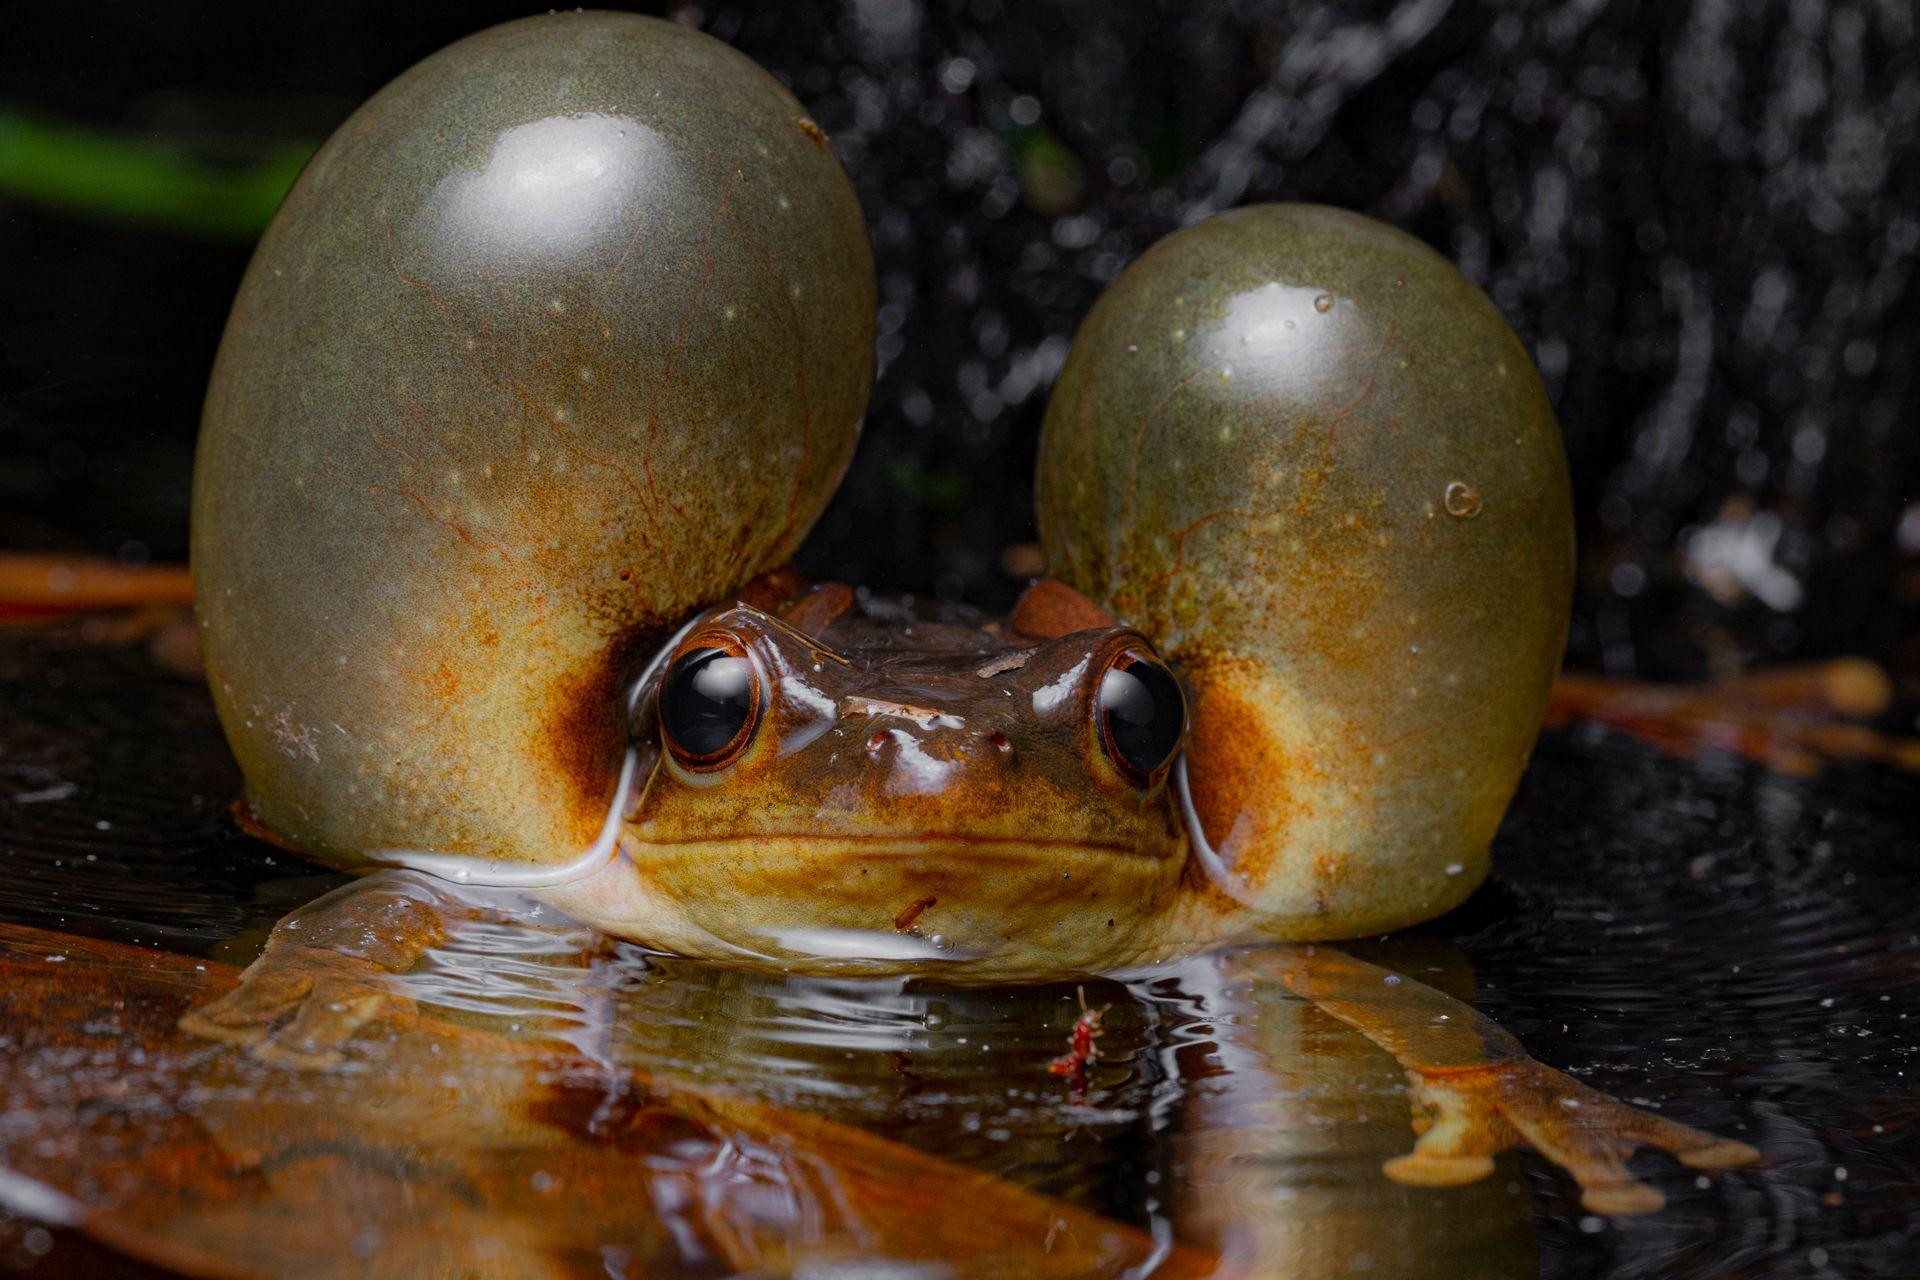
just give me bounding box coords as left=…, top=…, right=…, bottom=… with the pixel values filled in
left=584, top=582, right=1199, bottom=977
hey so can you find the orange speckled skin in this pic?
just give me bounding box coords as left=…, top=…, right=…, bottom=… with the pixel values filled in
left=192, top=13, right=874, bottom=869
left=1037, top=205, right=1574, bottom=942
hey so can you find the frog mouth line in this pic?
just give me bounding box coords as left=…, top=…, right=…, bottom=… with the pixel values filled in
left=629, top=833, right=1157, bottom=859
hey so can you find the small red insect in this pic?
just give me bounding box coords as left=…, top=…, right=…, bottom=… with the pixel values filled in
left=1048, top=986, right=1109, bottom=1086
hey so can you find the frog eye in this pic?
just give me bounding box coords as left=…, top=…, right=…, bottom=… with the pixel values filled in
left=659, top=638, right=761, bottom=768
left=1095, top=651, right=1187, bottom=783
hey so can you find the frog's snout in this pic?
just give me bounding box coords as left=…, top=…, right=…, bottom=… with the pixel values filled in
left=849, top=702, right=1018, bottom=795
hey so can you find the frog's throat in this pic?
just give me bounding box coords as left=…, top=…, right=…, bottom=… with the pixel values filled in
left=569, top=825, right=1195, bottom=977
left=365, top=613, right=704, bottom=890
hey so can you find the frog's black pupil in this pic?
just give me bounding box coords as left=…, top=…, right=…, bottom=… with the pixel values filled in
left=661, top=647, right=755, bottom=760
left=1098, top=656, right=1185, bottom=780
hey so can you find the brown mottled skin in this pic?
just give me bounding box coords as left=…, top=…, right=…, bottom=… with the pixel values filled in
left=183, top=12, right=1754, bottom=1216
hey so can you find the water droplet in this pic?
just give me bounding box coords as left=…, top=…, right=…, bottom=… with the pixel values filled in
left=1313, top=293, right=1334, bottom=313
left=1445, top=862, right=1465, bottom=875
left=1444, top=481, right=1482, bottom=518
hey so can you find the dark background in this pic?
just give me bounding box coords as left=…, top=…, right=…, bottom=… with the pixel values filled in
left=4, top=11, right=1920, bottom=1275
left=3, top=0, right=1916, bottom=680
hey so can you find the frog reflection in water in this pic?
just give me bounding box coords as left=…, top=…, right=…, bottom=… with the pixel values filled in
left=178, top=10, right=1755, bottom=1224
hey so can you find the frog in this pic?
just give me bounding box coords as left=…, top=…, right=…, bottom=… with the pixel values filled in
left=176, top=9, right=1756, bottom=1218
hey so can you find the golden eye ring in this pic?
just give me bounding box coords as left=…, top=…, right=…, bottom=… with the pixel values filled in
left=1094, top=648, right=1187, bottom=784
left=658, top=633, right=761, bottom=770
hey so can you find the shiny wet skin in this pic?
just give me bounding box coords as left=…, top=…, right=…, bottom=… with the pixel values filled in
left=2, top=624, right=1916, bottom=1277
